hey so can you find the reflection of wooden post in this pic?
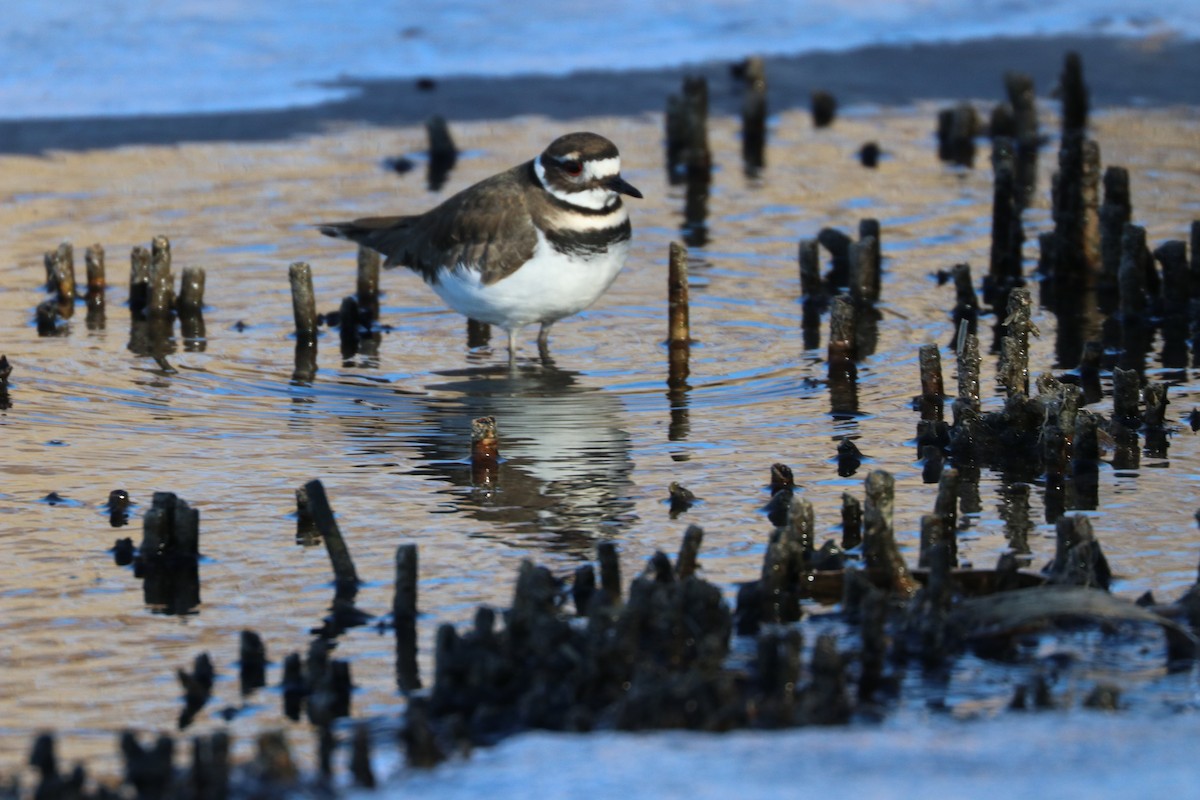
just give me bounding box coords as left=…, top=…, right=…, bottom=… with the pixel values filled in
left=470, top=416, right=499, bottom=488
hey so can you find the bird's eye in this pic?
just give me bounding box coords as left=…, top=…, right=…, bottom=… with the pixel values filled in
left=561, top=159, right=583, bottom=176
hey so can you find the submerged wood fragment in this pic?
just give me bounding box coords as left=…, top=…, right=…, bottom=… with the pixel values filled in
left=951, top=585, right=1193, bottom=665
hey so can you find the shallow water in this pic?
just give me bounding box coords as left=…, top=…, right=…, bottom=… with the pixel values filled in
left=6, top=1, right=1199, bottom=118
left=1, top=102, right=1199, bottom=786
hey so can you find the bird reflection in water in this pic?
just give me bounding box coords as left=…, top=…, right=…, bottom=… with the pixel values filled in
left=341, top=361, right=637, bottom=556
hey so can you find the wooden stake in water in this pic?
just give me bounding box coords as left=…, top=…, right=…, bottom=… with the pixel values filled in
left=1060, top=52, right=1090, bottom=135
left=45, top=245, right=75, bottom=319
left=1111, top=366, right=1140, bottom=425
left=1004, top=71, right=1039, bottom=208
left=848, top=235, right=879, bottom=307
left=425, top=114, right=458, bottom=192
left=955, top=318, right=981, bottom=408
left=289, top=262, right=318, bottom=383
left=675, top=524, right=704, bottom=580
left=85, top=243, right=105, bottom=321
left=147, top=235, right=175, bottom=321
left=862, top=470, right=918, bottom=598
left=668, top=241, right=691, bottom=389
left=681, top=76, right=711, bottom=180
left=178, top=266, right=206, bottom=347
left=1099, top=165, right=1123, bottom=303
left=302, top=479, right=361, bottom=601
left=936, top=103, right=977, bottom=167
left=470, top=416, right=499, bottom=488
left=918, top=343, right=944, bottom=421
left=798, top=238, right=823, bottom=349
left=740, top=56, right=767, bottom=174
left=289, top=262, right=317, bottom=342
left=668, top=242, right=690, bottom=346
left=1156, top=240, right=1189, bottom=322
left=129, top=246, right=150, bottom=318
left=811, top=90, right=837, bottom=128
left=859, top=219, right=882, bottom=299
left=466, top=318, right=491, bottom=349
left=356, top=246, right=380, bottom=326
left=597, top=541, right=622, bottom=605
left=841, top=492, right=863, bottom=550
left=989, top=137, right=1022, bottom=290
left=998, top=288, right=1033, bottom=397
left=1117, top=223, right=1149, bottom=323
left=1190, top=221, right=1200, bottom=299
left=338, top=295, right=363, bottom=359
left=393, top=543, right=422, bottom=694
left=828, top=295, right=858, bottom=414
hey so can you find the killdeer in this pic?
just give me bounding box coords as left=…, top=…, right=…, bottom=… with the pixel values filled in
left=318, top=131, right=642, bottom=359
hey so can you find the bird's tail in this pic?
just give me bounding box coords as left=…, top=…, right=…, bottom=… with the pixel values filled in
left=316, top=216, right=410, bottom=267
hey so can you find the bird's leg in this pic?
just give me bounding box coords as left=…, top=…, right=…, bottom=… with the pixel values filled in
left=506, top=328, right=518, bottom=364
left=537, top=322, right=557, bottom=368
left=537, top=322, right=553, bottom=355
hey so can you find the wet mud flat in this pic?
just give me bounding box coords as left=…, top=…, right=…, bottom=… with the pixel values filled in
left=2, top=48, right=1200, bottom=796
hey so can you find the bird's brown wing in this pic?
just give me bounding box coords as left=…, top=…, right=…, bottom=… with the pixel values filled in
left=317, top=164, right=538, bottom=286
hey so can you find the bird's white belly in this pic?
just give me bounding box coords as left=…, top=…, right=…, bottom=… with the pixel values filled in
left=430, top=232, right=629, bottom=330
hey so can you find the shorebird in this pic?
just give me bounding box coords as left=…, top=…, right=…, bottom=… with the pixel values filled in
left=319, top=131, right=642, bottom=359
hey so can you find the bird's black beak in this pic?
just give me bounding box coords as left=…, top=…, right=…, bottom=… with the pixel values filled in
left=607, top=175, right=643, bottom=199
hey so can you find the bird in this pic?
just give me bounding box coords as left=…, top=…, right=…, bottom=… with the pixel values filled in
left=318, top=131, right=642, bottom=359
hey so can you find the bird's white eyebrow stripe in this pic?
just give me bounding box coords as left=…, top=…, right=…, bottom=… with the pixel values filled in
left=534, top=154, right=622, bottom=210
left=584, top=157, right=620, bottom=180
